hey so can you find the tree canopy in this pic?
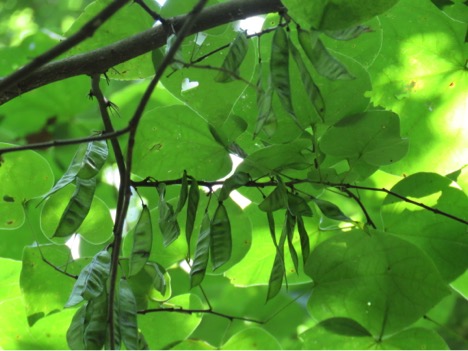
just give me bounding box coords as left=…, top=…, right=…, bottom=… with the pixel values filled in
left=0, top=0, right=467, bottom=349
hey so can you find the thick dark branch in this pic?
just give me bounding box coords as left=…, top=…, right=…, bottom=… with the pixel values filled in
left=0, top=0, right=283, bottom=106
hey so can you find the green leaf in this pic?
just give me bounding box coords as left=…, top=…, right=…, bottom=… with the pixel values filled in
left=381, top=172, right=468, bottom=281
left=133, top=105, right=231, bottom=181
left=129, top=205, right=153, bottom=277
left=298, top=28, right=354, bottom=80
left=290, top=41, right=325, bottom=119
left=53, top=177, right=96, bottom=238
left=176, top=171, right=189, bottom=214
left=66, top=305, right=86, bottom=350
left=366, top=0, right=467, bottom=176
left=41, top=184, right=113, bottom=245
left=271, top=26, right=295, bottom=117
left=83, top=291, right=108, bottom=350
left=320, top=110, right=409, bottom=166
left=118, top=279, right=139, bottom=350
left=313, top=198, right=351, bottom=222
left=218, top=172, right=250, bottom=202
left=147, top=262, right=169, bottom=299
left=138, top=294, right=203, bottom=349
left=0, top=143, right=54, bottom=229
left=305, top=230, right=450, bottom=336
left=190, top=212, right=211, bottom=288
left=237, top=139, right=310, bottom=178
left=297, top=216, right=310, bottom=264
left=285, top=212, right=299, bottom=274
left=210, top=202, right=232, bottom=271
left=259, top=181, right=288, bottom=212
left=287, top=193, right=313, bottom=217
left=221, top=328, right=282, bottom=350
left=157, top=183, right=181, bottom=247
left=65, top=250, right=111, bottom=307
left=267, top=215, right=288, bottom=301
left=64, top=0, right=155, bottom=79
left=254, top=65, right=277, bottom=138
left=20, top=245, right=88, bottom=325
left=215, top=31, right=249, bottom=82
left=324, top=25, right=372, bottom=41
left=186, top=179, right=200, bottom=255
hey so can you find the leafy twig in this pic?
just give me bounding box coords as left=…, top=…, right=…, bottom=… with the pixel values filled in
left=107, top=0, right=211, bottom=347
left=341, top=188, right=377, bottom=229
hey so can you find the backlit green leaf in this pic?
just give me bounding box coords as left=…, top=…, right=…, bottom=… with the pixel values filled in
left=320, top=110, right=409, bottom=166
left=221, top=328, right=282, bottom=350
left=215, top=31, right=249, bottom=82
left=190, top=212, right=211, bottom=288
left=0, top=143, right=53, bottom=229
left=210, top=202, right=232, bottom=271
left=129, top=205, right=153, bottom=277
left=298, top=28, right=354, bottom=80
left=53, top=177, right=96, bottom=238
left=381, top=172, right=468, bottom=281
left=305, top=230, right=450, bottom=336
left=65, top=250, right=111, bottom=307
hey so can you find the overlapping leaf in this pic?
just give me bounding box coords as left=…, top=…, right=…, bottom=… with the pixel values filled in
left=215, top=31, right=249, bottom=82
left=305, top=230, right=449, bottom=336
left=190, top=212, right=211, bottom=288
left=65, top=250, right=111, bottom=307
left=210, top=202, right=232, bottom=271
left=129, top=205, right=153, bottom=277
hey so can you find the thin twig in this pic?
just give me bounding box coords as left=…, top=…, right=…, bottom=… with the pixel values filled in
left=133, top=0, right=167, bottom=24
left=90, top=75, right=127, bottom=217
left=341, top=188, right=377, bottom=228
left=137, top=307, right=263, bottom=324
left=175, top=60, right=257, bottom=89
left=40, top=254, right=79, bottom=280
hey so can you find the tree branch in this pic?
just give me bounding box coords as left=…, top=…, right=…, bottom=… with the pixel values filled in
left=0, top=0, right=130, bottom=95
left=0, top=0, right=284, bottom=106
